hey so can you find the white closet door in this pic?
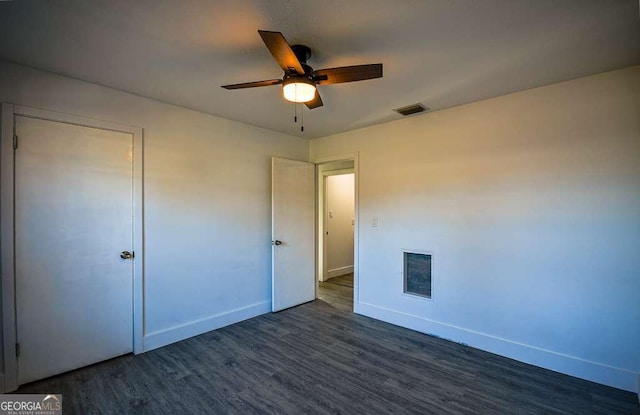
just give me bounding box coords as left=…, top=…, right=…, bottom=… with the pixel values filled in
left=15, top=115, right=134, bottom=384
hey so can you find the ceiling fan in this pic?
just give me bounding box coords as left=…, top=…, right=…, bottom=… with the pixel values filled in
left=221, top=30, right=383, bottom=109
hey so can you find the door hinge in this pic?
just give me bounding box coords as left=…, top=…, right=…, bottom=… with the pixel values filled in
left=13, top=134, right=18, bottom=150
left=15, top=342, right=20, bottom=357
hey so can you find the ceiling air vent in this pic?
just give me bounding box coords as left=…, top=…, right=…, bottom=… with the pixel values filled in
left=394, top=103, right=429, bottom=117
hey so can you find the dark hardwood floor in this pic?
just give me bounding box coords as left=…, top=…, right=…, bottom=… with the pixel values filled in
left=16, top=276, right=639, bottom=414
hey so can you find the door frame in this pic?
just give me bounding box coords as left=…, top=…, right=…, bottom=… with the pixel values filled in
left=0, top=104, right=145, bottom=392
left=313, top=153, right=360, bottom=311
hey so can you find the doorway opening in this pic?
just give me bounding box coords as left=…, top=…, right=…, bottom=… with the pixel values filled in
left=316, top=159, right=356, bottom=311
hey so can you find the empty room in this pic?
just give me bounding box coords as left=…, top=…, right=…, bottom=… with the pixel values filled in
left=0, top=1, right=639, bottom=414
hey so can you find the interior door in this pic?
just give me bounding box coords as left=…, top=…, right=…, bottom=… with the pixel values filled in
left=15, top=115, right=134, bottom=384
left=272, top=157, right=315, bottom=312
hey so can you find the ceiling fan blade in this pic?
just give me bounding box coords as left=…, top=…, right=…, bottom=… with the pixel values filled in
left=314, top=64, right=383, bottom=85
left=221, top=79, right=282, bottom=90
left=305, top=91, right=323, bottom=109
left=258, top=30, right=305, bottom=75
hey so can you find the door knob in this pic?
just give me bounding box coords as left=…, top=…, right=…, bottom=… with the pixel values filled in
left=273, top=240, right=283, bottom=246
left=120, top=251, right=134, bottom=259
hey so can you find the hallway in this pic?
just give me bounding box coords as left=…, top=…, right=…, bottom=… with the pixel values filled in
left=318, top=273, right=353, bottom=312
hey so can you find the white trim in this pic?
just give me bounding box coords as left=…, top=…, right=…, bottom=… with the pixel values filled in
left=143, top=301, right=271, bottom=352
left=1, top=104, right=144, bottom=391
left=353, top=154, right=360, bottom=311
left=314, top=154, right=357, bottom=165
left=356, top=301, right=639, bottom=392
left=14, top=105, right=142, bottom=133
left=326, top=265, right=354, bottom=279
left=321, top=174, right=326, bottom=282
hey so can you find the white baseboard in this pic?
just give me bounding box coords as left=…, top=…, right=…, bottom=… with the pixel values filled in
left=143, top=301, right=271, bottom=352
left=326, top=265, right=354, bottom=280
left=357, top=301, right=638, bottom=393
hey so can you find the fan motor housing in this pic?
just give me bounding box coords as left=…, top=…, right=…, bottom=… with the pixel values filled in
left=291, top=44, right=312, bottom=64
left=285, top=64, right=315, bottom=80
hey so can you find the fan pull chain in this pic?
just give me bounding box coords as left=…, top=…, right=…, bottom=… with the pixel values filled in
left=291, top=103, right=304, bottom=132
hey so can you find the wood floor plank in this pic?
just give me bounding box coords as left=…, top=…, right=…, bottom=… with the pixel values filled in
left=13, top=280, right=640, bottom=414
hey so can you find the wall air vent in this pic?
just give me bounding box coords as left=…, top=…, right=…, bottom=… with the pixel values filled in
left=394, top=103, right=429, bottom=117
left=403, top=251, right=432, bottom=299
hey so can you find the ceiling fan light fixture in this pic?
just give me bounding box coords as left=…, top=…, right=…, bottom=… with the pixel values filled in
left=221, top=30, right=383, bottom=112
left=282, top=77, right=316, bottom=103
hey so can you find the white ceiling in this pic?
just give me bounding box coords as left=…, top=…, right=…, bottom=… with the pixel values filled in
left=1, top=0, right=639, bottom=139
